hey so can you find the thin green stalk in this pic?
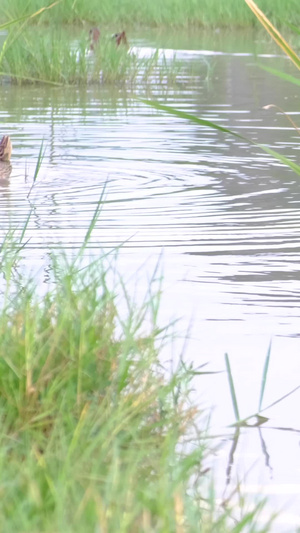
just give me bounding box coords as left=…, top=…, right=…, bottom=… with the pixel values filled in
left=258, top=64, right=300, bottom=87
left=225, top=353, right=240, bottom=423
left=139, top=98, right=300, bottom=176
left=27, top=140, right=45, bottom=198
left=78, top=186, right=106, bottom=256
left=258, top=340, right=272, bottom=412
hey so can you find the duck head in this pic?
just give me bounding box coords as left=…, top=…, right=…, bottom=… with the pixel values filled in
left=113, top=31, right=128, bottom=48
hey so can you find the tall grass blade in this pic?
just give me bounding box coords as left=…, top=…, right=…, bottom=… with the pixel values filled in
left=0, top=2, right=61, bottom=31
left=258, top=64, right=300, bottom=87
left=231, top=501, right=268, bottom=533
left=225, top=353, right=240, bottom=422
left=79, top=183, right=107, bottom=256
left=245, top=0, right=300, bottom=70
left=27, top=140, right=45, bottom=198
left=261, top=384, right=300, bottom=413
left=25, top=1, right=62, bottom=22
left=258, top=340, right=272, bottom=412
left=139, top=98, right=245, bottom=139
left=140, top=98, right=300, bottom=176
left=18, top=208, right=33, bottom=245
left=0, top=1, right=62, bottom=72
left=256, top=144, right=300, bottom=174
left=0, top=0, right=62, bottom=30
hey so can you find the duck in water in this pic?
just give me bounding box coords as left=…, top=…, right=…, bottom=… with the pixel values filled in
left=0, top=136, right=12, bottom=162
left=89, top=27, right=100, bottom=51
left=113, top=31, right=128, bottom=48
left=89, top=27, right=128, bottom=50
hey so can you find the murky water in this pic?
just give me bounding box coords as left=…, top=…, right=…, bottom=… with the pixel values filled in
left=1, top=29, right=299, bottom=530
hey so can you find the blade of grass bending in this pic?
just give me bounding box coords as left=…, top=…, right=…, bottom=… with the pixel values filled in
left=139, top=98, right=300, bottom=176
left=260, top=384, right=300, bottom=414
left=139, top=98, right=245, bottom=139
left=27, top=141, right=45, bottom=198
left=0, top=2, right=62, bottom=71
left=258, top=65, right=300, bottom=87
left=258, top=340, right=272, bottom=412
left=231, top=501, right=268, bottom=533
left=18, top=208, right=33, bottom=244
left=263, top=104, right=300, bottom=135
left=79, top=182, right=107, bottom=255
left=225, top=353, right=240, bottom=423
left=245, top=0, right=300, bottom=70
left=257, top=144, right=300, bottom=175
left=0, top=1, right=61, bottom=31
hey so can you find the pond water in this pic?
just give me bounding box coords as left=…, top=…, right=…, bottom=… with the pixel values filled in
left=1, top=28, right=300, bottom=530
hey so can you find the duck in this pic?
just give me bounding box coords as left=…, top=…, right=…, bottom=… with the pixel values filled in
left=89, top=27, right=128, bottom=50
left=113, top=31, right=128, bottom=48
left=89, top=27, right=100, bottom=51
left=0, top=135, right=12, bottom=162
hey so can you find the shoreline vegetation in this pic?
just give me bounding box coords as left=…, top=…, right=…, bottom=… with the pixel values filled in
left=0, top=1, right=296, bottom=530
left=0, top=28, right=183, bottom=86
left=0, top=229, right=270, bottom=531
left=0, top=0, right=298, bottom=86
left=0, top=0, right=300, bottom=29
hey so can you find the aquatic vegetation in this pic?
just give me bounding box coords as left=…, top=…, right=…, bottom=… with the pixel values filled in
left=0, top=29, right=182, bottom=85
left=0, top=218, right=272, bottom=532
left=0, top=0, right=300, bottom=28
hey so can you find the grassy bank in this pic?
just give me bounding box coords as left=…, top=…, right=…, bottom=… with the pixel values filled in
left=1, top=0, right=300, bottom=29
left=0, top=226, right=270, bottom=532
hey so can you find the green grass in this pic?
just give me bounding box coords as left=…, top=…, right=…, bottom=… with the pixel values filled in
left=0, top=28, right=182, bottom=85
left=0, top=220, right=272, bottom=532
left=1, top=0, right=300, bottom=28
left=1, top=0, right=299, bottom=86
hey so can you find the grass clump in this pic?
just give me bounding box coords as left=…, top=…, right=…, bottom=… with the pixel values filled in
left=1, top=0, right=300, bottom=29
left=0, top=230, right=270, bottom=532
left=0, top=29, right=180, bottom=85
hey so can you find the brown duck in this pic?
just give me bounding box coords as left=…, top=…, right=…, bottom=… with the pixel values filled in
left=113, top=31, right=128, bottom=48
left=0, top=136, right=12, bottom=162
left=89, top=27, right=128, bottom=50
left=89, top=27, right=100, bottom=51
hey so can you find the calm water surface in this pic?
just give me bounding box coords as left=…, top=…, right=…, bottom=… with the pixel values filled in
left=1, top=29, right=300, bottom=530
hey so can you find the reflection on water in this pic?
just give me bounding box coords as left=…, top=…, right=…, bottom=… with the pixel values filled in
left=0, top=29, right=299, bottom=530
left=0, top=162, right=12, bottom=186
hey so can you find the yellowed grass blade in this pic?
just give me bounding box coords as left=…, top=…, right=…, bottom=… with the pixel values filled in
left=0, top=1, right=62, bottom=30
left=0, top=1, right=62, bottom=66
left=245, top=0, right=300, bottom=70
left=27, top=1, right=62, bottom=22
left=263, top=104, right=300, bottom=135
